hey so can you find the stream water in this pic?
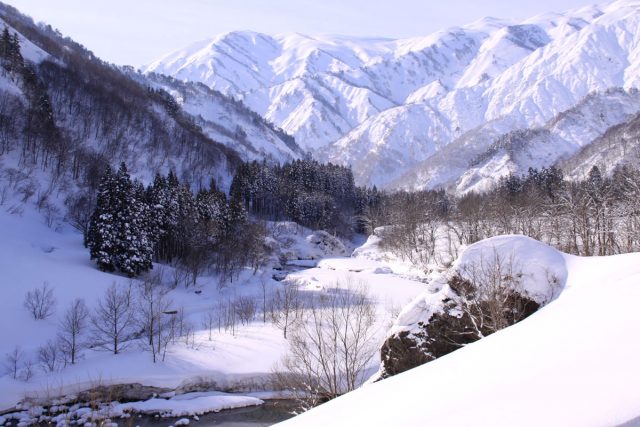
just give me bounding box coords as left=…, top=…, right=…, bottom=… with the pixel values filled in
left=131, top=400, right=299, bottom=427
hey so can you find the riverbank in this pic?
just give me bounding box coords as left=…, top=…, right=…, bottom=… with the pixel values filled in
left=0, top=391, right=298, bottom=427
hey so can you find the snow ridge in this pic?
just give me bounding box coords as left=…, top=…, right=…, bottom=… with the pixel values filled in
left=148, top=0, right=640, bottom=192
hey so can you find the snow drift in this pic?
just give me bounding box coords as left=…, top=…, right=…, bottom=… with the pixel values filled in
left=278, top=235, right=640, bottom=426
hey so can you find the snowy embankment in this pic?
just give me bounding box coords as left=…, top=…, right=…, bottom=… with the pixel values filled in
left=0, top=209, right=425, bottom=412
left=1, top=391, right=264, bottom=425
left=278, top=237, right=640, bottom=427
left=113, top=391, right=263, bottom=417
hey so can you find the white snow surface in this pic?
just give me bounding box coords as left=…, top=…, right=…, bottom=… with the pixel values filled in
left=113, top=391, right=263, bottom=417
left=0, top=205, right=425, bottom=410
left=1, top=194, right=639, bottom=424
left=278, top=236, right=640, bottom=427
left=452, top=235, right=568, bottom=303
left=147, top=0, right=640, bottom=191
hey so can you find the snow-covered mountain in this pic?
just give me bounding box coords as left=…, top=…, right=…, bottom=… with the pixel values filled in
left=140, top=72, right=304, bottom=162
left=0, top=0, right=306, bottom=207
left=148, top=0, right=640, bottom=191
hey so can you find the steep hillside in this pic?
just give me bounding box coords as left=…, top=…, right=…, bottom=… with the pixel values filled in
left=137, top=72, right=303, bottom=162
left=392, top=88, right=640, bottom=193
left=279, top=236, right=640, bottom=427
left=0, top=1, right=301, bottom=220
left=0, top=4, right=234, bottom=203
left=559, top=108, right=640, bottom=179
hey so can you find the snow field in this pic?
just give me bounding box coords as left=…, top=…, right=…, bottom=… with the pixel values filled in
left=0, top=207, right=427, bottom=411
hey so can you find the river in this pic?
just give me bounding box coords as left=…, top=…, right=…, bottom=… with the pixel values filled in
left=129, top=400, right=298, bottom=427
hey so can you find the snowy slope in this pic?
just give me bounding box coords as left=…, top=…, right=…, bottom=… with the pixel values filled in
left=0, top=17, right=49, bottom=64
left=148, top=0, right=640, bottom=190
left=142, top=73, right=304, bottom=162
left=559, top=106, right=640, bottom=180
left=278, top=237, right=640, bottom=427
left=392, top=88, right=640, bottom=193
left=0, top=202, right=427, bottom=410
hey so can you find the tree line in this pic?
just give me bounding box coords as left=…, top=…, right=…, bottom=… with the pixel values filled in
left=87, top=163, right=262, bottom=283
left=230, top=159, right=357, bottom=234
left=87, top=160, right=640, bottom=279
left=369, top=165, right=640, bottom=269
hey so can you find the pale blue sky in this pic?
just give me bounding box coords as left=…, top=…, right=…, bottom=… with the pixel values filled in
left=4, top=0, right=600, bottom=67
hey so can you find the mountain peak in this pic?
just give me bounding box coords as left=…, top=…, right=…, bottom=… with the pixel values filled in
left=148, top=0, right=640, bottom=191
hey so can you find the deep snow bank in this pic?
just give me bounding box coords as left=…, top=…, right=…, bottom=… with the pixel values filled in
left=279, top=236, right=640, bottom=427
left=377, top=235, right=567, bottom=377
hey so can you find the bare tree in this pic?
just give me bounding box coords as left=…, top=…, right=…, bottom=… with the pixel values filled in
left=24, top=282, right=57, bottom=320
left=201, top=309, right=215, bottom=341
left=21, top=358, right=34, bottom=382
left=234, top=296, right=257, bottom=326
left=58, top=298, right=89, bottom=365
left=91, top=283, right=135, bottom=355
left=222, top=298, right=238, bottom=336
left=38, top=339, right=61, bottom=373
left=168, top=262, right=190, bottom=289
left=4, top=346, right=22, bottom=380
left=275, top=280, right=377, bottom=408
left=215, top=299, right=226, bottom=333
left=260, top=278, right=268, bottom=324
left=137, top=277, right=173, bottom=363
left=271, top=282, right=303, bottom=339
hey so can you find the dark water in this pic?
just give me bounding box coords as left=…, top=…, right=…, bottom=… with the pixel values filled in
left=132, top=400, right=299, bottom=427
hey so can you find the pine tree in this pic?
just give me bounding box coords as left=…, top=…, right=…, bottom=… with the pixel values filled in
left=228, top=184, right=248, bottom=234
left=87, top=163, right=153, bottom=276
left=115, top=179, right=153, bottom=276
left=87, top=166, right=117, bottom=272
left=8, top=32, right=22, bottom=71
left=0, top=27, right=11, bottom=60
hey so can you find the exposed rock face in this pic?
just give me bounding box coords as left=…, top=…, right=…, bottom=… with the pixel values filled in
left=378, top=236, right=566, bottom=380
left=379, top=280, right=540, bottom=378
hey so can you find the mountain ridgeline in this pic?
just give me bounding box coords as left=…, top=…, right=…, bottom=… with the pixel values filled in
left=0, top=1, right=303, bottom=224
left=3, top=0, right=640, bottom=269
left=148, top=0, right=640, bottom=192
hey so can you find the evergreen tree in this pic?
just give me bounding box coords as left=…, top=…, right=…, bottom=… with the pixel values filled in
left=114, top=178, right=154, bottom=276
left=228, top=184, right=248, bottom=234
left=9, top=32, right=22, bottom=69
left=87, top=163, right=153, bottom=276
left=0, top=27, right=11, bottom=60
left=87, top=166, right=117, bottom=272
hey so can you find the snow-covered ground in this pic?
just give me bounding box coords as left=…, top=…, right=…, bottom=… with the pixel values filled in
left=0, top=206, right=426, bottom=412
left=3, top=192, right=640, bottom=426
left=278, top=237, right=640, bottom=427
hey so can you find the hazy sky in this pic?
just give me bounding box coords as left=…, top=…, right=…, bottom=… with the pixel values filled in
left=4, top=0, right=600, bottom=67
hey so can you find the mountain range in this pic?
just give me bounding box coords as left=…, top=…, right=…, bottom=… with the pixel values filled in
left=147, top=0, right=640, bottom=192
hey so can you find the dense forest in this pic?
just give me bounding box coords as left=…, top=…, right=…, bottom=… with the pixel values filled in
left=84, top=154, right=640, bottom=284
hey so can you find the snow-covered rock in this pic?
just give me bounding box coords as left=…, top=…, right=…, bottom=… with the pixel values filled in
left=378, top=235, right=566, bottom=378
left=268, top=222, right=349, bottom=262
left=451, top=235, right=567, bottom=304
left=280, top=235, right=640, bottom=426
